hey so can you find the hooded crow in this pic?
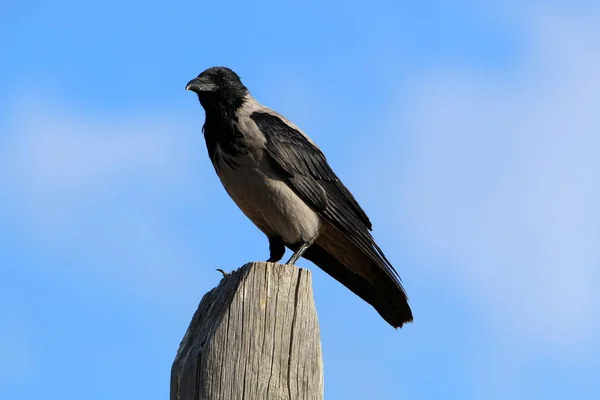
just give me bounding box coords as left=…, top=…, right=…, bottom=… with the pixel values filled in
left=186, top=66, right=413, bottom=328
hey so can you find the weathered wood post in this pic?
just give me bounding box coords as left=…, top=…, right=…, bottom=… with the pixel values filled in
left=170, top=262, right=324, bottom=400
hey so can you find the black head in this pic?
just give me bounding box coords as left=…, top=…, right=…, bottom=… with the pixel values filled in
left=185, top=66, right=249, bottom=113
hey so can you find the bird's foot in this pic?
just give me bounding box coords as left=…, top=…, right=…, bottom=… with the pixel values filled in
left=215, top=268, right=231, bottom=278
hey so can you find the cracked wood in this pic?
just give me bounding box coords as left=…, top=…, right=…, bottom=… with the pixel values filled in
left=170, top=262, right=324, bottom=400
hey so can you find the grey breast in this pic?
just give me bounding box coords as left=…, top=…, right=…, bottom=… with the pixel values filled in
left=213, top=104, right=322, bottom=245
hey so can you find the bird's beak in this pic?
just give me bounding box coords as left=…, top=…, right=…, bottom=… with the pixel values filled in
left=185, top=77, right=217, bottom=93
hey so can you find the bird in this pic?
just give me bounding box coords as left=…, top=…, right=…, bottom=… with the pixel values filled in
left=185, top=66, right=413, bottom=328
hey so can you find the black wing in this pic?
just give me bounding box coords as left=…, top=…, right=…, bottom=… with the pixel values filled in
left=250, top=111, right=401, bottom=282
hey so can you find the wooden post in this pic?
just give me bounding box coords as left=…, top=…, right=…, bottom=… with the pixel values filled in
left=170, top=262, right=324, bottom=400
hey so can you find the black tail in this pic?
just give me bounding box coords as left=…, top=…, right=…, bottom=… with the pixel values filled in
left=301, top=243, right=413, bottom=328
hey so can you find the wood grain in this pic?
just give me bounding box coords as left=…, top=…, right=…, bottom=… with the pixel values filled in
left=170, top=262, right=323, bottom=400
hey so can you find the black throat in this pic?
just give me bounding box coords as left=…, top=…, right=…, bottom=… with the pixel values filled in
left=199, top=91, right=248, bottom=165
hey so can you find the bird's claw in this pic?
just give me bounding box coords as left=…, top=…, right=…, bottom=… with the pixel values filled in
left=216, top=268, right=230, bottom=278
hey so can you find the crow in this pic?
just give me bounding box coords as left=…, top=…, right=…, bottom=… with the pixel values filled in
left=186, top=66, right=413, bottom=328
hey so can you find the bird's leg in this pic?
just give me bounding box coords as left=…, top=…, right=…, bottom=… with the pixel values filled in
left=286, top=238, right=315, bottom=265
left=267, top=236, right=286, bottom=262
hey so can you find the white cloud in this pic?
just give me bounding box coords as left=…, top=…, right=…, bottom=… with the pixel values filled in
left=390, top=4, right=600, bottom=352
left=4, top=99, right=193, bottom=223
left=0, top=97, right=209, bottom=306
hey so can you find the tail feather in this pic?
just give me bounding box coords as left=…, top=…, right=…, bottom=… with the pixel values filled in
left=301, top=241, right=413, bottom=328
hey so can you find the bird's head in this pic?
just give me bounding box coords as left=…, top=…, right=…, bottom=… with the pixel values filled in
left=186, top=66, right=248, bottom=113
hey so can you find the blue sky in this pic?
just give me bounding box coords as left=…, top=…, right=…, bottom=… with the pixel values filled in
left=1, top=1, right=599, bottom=399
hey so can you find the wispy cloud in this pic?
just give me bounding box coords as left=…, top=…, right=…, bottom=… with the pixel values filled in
left=1, top=96, right=209, bottom=306
left=390, top=4, right=600, bottom=353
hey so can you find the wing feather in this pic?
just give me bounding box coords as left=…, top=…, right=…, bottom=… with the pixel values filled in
left=250, top=111, right=403, bottom=284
